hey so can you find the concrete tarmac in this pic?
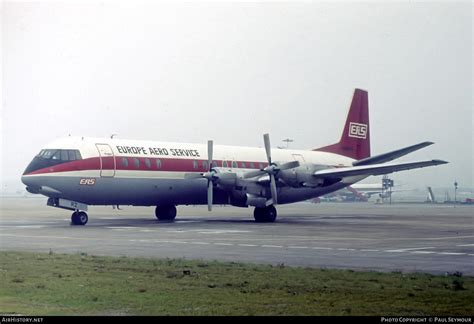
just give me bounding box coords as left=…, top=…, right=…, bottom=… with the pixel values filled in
left=1, top=197, right=472, bottom=275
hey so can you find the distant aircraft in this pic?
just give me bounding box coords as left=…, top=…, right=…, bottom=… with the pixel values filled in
left=321, top=183, right=386, bottom=202
left=21, top=89, right=447, bottom=225
left=321, top=181, right=407, bottom=202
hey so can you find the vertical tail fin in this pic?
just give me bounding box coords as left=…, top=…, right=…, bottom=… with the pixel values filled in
left=314, top=88, right=370, bottom=160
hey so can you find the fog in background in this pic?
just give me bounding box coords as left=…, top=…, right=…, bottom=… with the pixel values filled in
left=1, top=1, right=472, bottom=195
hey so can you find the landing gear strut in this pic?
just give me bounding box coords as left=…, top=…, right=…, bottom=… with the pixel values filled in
left=155, top=205, right=177, bottom=221
left=254, top=205, right=277, bottom=223
left=71, top=211, right=88, bottom=225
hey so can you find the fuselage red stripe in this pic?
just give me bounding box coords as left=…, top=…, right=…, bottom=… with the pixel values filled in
left=25, top=156, right=270, bottom=175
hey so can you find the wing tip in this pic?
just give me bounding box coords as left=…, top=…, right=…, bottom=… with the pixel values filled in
left=432, top=159, right=449, bottom=165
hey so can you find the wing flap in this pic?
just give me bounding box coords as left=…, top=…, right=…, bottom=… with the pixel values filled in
left=313, top=160, right=448, bottom=179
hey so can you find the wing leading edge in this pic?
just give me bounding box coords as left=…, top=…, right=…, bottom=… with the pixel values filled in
left=313, top=160, right=448, bottom=179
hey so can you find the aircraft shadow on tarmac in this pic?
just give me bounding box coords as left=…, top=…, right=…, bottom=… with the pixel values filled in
left=74, top=215, right=329, bottom=228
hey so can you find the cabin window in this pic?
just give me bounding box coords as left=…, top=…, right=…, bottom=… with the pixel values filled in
left=145, top=158, right=151, bottom=168
left=259, top=163, right=264, bottom=169
left=202, top=161, right=208, bottom=170
left=232, top=161, right=238, bottom=168
left=223, top=160, right=228, bottom=168
left=133, top=157, right=140, bottom=168
left=193, top=160, right=199, bottom=169
left=156, top=159, right=162, bottom=169
left=241, top=162, right=246, bottom=168
left=249, top=162, right=255, bottom=169
left=211, top=161, right=218, bottom=168
left=122, top=158, right=129, bottom=168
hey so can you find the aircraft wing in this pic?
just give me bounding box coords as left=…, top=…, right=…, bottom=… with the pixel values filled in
left=313, top=159, right=448, bottom=179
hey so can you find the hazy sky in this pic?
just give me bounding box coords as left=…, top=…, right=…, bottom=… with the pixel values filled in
left=1, top=1, right=472, bottom=192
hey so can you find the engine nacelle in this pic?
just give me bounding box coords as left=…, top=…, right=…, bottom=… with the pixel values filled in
left=245, top=194, right=268, bottom=208
left=279, top=164, right=334, bottom=188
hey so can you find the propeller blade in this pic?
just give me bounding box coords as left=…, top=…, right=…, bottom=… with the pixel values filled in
left=263, top=133, right=272, bottom=165
left=207, top=140, right=213, bottom=170
left=207, top=180, right=213, bottom=211
left=278, top=160, right=300, bottom=171
left=269, top=173, right=278, bottom=205
left=243, top=170, right=266, bottom=179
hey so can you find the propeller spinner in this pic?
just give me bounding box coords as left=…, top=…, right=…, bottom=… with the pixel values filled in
left=243, top=133, right=300, bottom=205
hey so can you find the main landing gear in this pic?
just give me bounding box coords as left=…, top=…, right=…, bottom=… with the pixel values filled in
left=155, top=205, right=177, bottom=221
left=71, top=211, right=88, bottom=226
left=253, top=205, right=277, bottom=223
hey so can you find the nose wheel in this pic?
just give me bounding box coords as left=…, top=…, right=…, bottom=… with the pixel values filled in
left=71, top=211, right=88, bottom=226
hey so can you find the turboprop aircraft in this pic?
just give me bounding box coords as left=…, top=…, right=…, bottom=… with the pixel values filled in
left=21, top=89, right=447, bottom=225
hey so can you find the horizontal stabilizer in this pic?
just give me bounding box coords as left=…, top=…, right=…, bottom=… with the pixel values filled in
left=353, top=142, right=434, bottom=166
left=314, top=160, right=448, bottom=179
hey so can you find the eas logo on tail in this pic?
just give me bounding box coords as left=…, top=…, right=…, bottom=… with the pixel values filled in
left=348, top=122, right=367, bottom=139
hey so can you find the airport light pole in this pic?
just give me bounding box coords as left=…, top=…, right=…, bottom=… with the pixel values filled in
left=382, top=176, right=394, bottom=204
left=282, top=138, right=294, bottom=149
left=454, top=181, right=458, bottom=205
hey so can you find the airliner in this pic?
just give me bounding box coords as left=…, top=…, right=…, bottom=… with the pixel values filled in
left=21, top=89, right=447, bottom=225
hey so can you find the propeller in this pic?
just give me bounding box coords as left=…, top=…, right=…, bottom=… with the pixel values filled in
left=183, top=140, right=215, bottom=211
left=204, top=140, right=214, bottom=211
left=243, top=133, right=300, bottom=205
left=263, top=134, right=278, bottom=205
left=184, top=140, right=238, bottom=211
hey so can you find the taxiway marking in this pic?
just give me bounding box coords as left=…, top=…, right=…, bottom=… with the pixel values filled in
left=1, top=233, right=471, bottom=259
left=385, top=247, right=435, bottom=253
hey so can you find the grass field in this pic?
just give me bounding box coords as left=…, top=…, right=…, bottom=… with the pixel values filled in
left=0, top=251, right=473, bottom=315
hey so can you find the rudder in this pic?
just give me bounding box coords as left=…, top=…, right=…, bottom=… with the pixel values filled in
left=314, top=88, right=370, bottom=160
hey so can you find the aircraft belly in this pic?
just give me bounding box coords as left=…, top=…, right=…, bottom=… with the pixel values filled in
left=30, top=176, right=230, bottom=206
left=28, top=174, right=350, bottom=207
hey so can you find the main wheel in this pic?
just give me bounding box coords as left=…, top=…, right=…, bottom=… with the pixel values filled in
left=254, top=205, right=277, bottom=223
left=71, top=211, right=88, bottom=225
left=155, top=205, right=177, bottom=221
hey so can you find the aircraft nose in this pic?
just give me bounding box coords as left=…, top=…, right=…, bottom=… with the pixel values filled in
left=21, top=175, right=31, bottom=186
left=21, top=175, right=41, bottom=194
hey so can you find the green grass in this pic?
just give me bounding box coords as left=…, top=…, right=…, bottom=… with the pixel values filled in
left=0, top=251, right=473, bottom=315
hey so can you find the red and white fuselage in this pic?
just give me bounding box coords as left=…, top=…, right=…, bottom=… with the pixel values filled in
left=22, top=136, right=356, bottom=206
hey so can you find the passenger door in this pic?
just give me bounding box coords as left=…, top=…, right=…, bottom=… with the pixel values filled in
left=96, top=144, right=116, bottom=177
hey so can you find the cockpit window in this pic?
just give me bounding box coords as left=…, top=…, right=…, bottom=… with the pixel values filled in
left=60, top=150, right=68, bottom=161
left=42, top=150, right=56, bottom=159
left=67, top=150, right=76, bottom=161
left=38, top=149, right=82, bottom=161
left=51, top=151, right=61, bottom=160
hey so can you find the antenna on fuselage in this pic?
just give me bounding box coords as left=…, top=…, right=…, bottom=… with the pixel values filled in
left=110, top=134, right=117, bottom=139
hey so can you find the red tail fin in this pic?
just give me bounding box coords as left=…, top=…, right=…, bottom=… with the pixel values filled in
left=314, top=89, right=370, bottom=160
